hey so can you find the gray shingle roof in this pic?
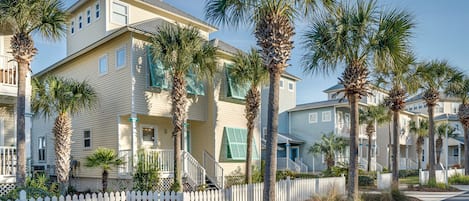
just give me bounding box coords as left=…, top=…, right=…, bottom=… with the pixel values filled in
left=406, top=92, right=460, bottom=103
left=209, top=39, right=241, bottom=55
left=434, top=113, right=459, bottom=121
left=128, top=18, right=169, bottom=35
left=141, top=0, right=217, bottom=29
left=323, top=84, right=344, bottom=92
left=288, top=99, right=348, bottom=112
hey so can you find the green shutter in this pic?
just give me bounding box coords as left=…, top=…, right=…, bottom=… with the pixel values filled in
left=223, top=127, right=260, bottom=161
left=225, top=64, right=250, bottom=100
left=146, top=46, right=168, bottom=89
left=186, top=69, right=205, bottom=96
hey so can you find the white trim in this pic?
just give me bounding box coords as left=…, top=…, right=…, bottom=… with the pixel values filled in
left=98, top=54, right=108, bottom=76
left=38, top=136, right=46, bottom=162
left=115, top=45, right=126, bottom=69
left=140, top=124, right=158, bottom=147
left=308, top=112, right=318, bottom=124
left=322, top=111, right=331, bottom=122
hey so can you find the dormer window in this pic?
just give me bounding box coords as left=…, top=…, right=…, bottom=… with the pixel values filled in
left=78, top=15, right=83, bottom=30
left=71, top=21, right=75, bottom=34
left=112, top=1, right=128, bottom=25
left=86, top=8, right=91, bottom=24
left=95, top=2, right=100, bottom=19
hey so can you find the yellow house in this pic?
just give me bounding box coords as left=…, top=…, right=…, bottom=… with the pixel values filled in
left=32, top=0, right=261, bottom=192
left=0, top=29, right=33, bottom=190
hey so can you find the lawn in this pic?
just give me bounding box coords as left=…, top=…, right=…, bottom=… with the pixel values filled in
left=400, top=176, right=419, bottom=185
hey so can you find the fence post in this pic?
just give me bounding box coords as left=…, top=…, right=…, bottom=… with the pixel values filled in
left=286, top=176, right=291, bottom=200
left=19, top=190, right=26, bottom=201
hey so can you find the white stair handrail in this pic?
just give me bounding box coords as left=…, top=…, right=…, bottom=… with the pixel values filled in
left=182, top=150, right=206, bottom=188
left=203, top=151, right=224, bottom=189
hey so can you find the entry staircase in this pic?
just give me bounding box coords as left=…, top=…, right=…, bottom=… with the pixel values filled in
left=118, top=149, right=223, bottom=191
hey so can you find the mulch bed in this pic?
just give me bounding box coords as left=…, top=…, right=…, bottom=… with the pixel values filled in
left=406, top=185, right=461, bottom=192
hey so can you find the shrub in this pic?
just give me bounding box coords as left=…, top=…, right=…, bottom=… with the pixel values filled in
left=398, top=169, right=419, bottom=178
left=358, top=175, right=374, bottom=186
left=426, top=179, right=449, bottom=190
left=1, top=174, right=59, bottom=201
left=361, top=189, right=408, bottom=201
left=449, top=173, right=469, bottom=185
left=133, top=150, right=160, bottom=191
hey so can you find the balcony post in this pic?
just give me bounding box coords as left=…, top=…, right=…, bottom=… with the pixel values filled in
left=285, top=143, right=290, bottom=170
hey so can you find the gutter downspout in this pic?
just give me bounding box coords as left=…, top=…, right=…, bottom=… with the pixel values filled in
left=130, top=32, right=138, bottom=173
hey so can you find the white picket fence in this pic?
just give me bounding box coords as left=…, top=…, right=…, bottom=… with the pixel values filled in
left=419, top=168, right=465, bottom=184
left=13, top=176, right=345, bottom=201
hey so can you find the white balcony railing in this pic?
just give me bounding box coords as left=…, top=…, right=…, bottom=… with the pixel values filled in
left=0, top=146, right=16, bottom=177
left=0, top=55, right=17, bottom=86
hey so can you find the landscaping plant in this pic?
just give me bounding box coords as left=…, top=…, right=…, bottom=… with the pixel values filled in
left=85, top=148, right=124, bottom=192
left=133, top=150, right=160, bottom=191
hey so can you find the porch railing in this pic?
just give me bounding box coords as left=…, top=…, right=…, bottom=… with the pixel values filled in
left=149, top=149, right=174, bottom=174
left=203, top=151, right=224, bottom=188
left=118, top=149, right=132, bottom=176
left=277, top=157, right=300, bottom=172
left=0, top=146, right=16, bottom=176
left=0, top=55, right=17, bottom=86
left=182, top=150, right=205, bottom=188
left=296, top=159, right=308, bottom=173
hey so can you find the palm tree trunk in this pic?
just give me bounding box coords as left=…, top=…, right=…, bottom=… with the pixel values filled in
left=428, top=105, right=436, bottom=181
left=171, top=74, right=186, bottom=192
left=263, top=70, right=280, bottom=201
left=102, top=170, right=108, bottom=192
left=348, top=93, right=359, bottom=201
left=15, top=60, right=27, bottom=186
left=367, top=134, right=372, bottom=172
left=54, top=113, right=72, bottom=194
left=464, top=126, right=469, bottom=175
left=245, top=88, right=260, bottom=184
left=392, top=110, right=400, bottom=190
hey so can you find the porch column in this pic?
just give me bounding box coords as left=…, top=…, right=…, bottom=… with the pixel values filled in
left=458, top=143, right=461, bottom=165
left=286, top=143, right=290, bottom=169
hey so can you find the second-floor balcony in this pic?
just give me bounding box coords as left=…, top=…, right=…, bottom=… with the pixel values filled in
left=0, top=55, right=17, bottom=96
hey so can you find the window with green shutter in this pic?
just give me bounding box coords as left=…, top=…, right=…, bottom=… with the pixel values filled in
left=147, top=46, right=205, bottom=95
left=225, top=63, right=250, bottom=100
left=222, top=127, right=259, bottom=161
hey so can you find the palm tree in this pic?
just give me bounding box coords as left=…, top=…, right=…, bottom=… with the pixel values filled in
left=149, top=25, right=217, bottom=191
left=376, top=53, right=418, bottom=186
left=85, top=148, right=124, bottom=192
left=435, top=123, right=457, bottom=165
left=302, top=1, right=413, bottom=198
left=308, top=132, right=347, bottom=171
left=409, top=119, right=428, bottom=170
left=359, top=104, right=391, bottom=172
left=205, top=1, right=334, bottom=199
left=414, top=60, right=459, bottom=181
left=446, top=74, right=469, bottom=174
left=230, top=48, right=268, bottom=184
left=32, top=76, right=97, bottom=193
left=0, top=0, right=67, bottom=185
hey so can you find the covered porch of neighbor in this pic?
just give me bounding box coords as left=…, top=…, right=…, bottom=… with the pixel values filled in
left=276, top=133, right=308, bottom=173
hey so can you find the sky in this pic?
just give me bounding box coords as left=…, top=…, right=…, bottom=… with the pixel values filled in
left=31, top=0, right=469, bottom=104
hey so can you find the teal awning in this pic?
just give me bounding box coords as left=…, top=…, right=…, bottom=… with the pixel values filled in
left=225, top=63, right=250, bottom=100
left=222, top=127, right=259, bottom=161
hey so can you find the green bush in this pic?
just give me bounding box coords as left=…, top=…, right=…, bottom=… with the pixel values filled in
left=426, top=179, right=449, bottom=190
left=398, top=169, right=419, bottom=178
left=449, top=174, right=469, bottom=185
left=358, top=175, right=374, bottom=186
left=1, top=174, right=58, bottom=201
left=133, top=150, right=160, bottom=191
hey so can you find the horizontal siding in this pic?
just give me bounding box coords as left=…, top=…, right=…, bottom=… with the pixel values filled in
left=33, top=33, right=133, bottom=178
left=0, top=103, right=15, bottom=146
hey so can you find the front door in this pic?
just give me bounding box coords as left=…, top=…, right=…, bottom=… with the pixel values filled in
left=290, top=147, right=299, bottom=161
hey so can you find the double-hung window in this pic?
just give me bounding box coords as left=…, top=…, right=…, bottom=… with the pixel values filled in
left=86, top=8, right=92, bottom=24
left=95, top=2, right=100, bottom=19
left=84, top=129, right=91, bottom=149
left=99, top=55, right=108, bottom=75
left=116, top=46, right=126, bottom=69
left=38, top=136, right=46, bottom=162
left=112, top=1, right=128, bottom=25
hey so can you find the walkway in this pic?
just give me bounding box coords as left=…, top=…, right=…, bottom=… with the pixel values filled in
left=403, top=185, right=469, bottom=201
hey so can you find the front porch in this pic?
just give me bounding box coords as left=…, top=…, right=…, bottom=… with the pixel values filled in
left=276, top=133, right=308, bottom=173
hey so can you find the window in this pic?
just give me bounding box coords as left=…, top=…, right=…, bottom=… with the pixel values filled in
left=38, top=136, right=46, bottom=162
left=84, top=129, right=91, bottom=148
left=309, top=112, right=318, bottom=124
left=279, top=79, right=284, bottom=89
left=112, top=1, right=128, bottom=25
left=222, top=127, right=259, bottom=161
left=78, top=15, right=83, bottom=29
left=71, top=20, right=75, bottom=34
left=331, top=93, right=337, bottom=100
left=262, top=127, right=267, bottom=140
left=99, top=55, right=108, bottom=75
left=225, top=64, right=249, bottom=99
left=322, top=111, right=331, bottom=122
left=116, top=46, right=126, bottom=68
left=86, top=8, right=91, bottom=24
left=453, top=148, right=459, bottom=157
left=95, top=1, right=100, bottom=19
left=288, top=82, right=294, bottom=91
left=142, top=127, right=156, bottom=145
